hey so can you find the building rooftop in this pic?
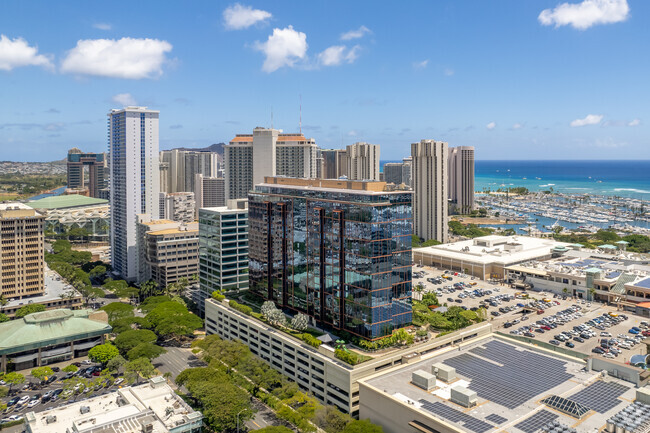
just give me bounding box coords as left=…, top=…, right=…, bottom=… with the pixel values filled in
left=0, top=202, right=34, bottom=211
left=27, top=194, right=108, bottom=210
left=139, top=219, right=175, bottom=226
left=25, top=377, right=202, bottom=433
left=148, top=226, right=199, bottom=236
left=415, top=235, right=569, bottom=266
left=259, top=176, right=410, bottom=195
left=363, top=337, right=636, bottom=433
left=0, top=308, right=111, bottom=355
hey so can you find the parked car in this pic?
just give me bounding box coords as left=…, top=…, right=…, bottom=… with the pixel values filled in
left=565, top=342, right=575, bottom=348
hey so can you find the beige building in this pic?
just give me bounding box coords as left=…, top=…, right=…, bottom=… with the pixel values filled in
left=0, top=203, right=45, bottom=300
left=194, top=173, right=225, bottom=217
left=159, top=191, right=195, bottom=223
left=412, top=140, right=449, bottom=243
left=136, top=216, right=199, bottom=286
left=224, top=127, right=318, bottom=200
left=346, top=142, right=380, bottom=181
left=205, top=297, right=491, bottom=417
left=448, top=146, right=475, bottom=215
left=321, top=149, right=348, bottom=179
left=159, top=148, right=220, bottom=193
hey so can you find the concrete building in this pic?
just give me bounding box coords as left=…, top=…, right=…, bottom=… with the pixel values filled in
left=159, top=191, right=195, bottom=223
left=194, top=173, right=225, bottom=217
left=0, top=309, right=111, bottom=372
left=448, top=146, right=475, bottom=215
left=159, top=149, right=220, bottom=193
left=205, top=297, right=492, bottom=416
left=198, top=199, right=249, bottom=311
left=248, top=177, right=413, bottom=340
left=66, top=148, right=107, bottom=198
left=224, top=127, right=318, bottom=200
left=413, top=235, right=570, bottom=280
left=412, top=139, right=449, bottom=243
left=321, top=149, right=348, bottom=179
left=25, top=376, right=203, bottom=433
left=27, top=195, right=110, bottom=241
left=346, top=142, right=380, bottom=181
left=402, top=156, right=412, bottom=187
left=109, top=106, right=161, bottom=281
left=358, top=336, right=638, bottom=433
left=136, top=216, right=198, bottom=286
left=383, top=162, right=405, bottom=185
left=0, top=203, right=45, bottom=300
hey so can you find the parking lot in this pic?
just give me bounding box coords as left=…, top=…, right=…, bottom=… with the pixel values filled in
left=413, top=265, right=648, bottom=362
left=1, top=360, right=130, bottom=425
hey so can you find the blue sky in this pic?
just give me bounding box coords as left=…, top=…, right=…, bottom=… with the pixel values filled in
left=1, top=0, right=648, bottom=161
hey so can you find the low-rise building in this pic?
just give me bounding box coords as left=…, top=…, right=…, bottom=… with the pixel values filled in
left=136, top=216, right=199, bottom=286
left=25, top=376, right=203, bottom=433
left=0, top=309, right=111, bottom=372
left=205, top=297, right=491, bottom=416
left=160, top=191, right=196, bottom=223
left=413, top=235, right=571, bottom=280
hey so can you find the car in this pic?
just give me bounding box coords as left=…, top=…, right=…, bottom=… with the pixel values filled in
left=592, top=347, right=605, bottom=354
left=447, top=297, right=454, bottom=303
left=51, top=366, right=60, bottom=373
left=74, top=384, right=83, bottom=391
left=46, top=375, right=58, bottom=384
left=629, top=328, right=640, bottom=334
left=7, top=415, right=22, bottom=422
left=53, top=389, right=63, bottom=396
left=549, top=340, right=560, bottom=346
left=535, top=328, right=545, bottom=333
left=565, top=342, right=575, bottom=348
left=114, top=378, right=124, bottom=386
left=82, top=360, right=93, bottom=365
left=524, top=332, right=535, bottom=338
left=7, top=397, right=19, bottom=407
left=18, top=396, right=30, bottom=405
left=504, top=322, right=513, bottom=328
left=491, top=311, right=500, bottom=317
left=27, top=400, right=39, bottom=408
left=574, top=336, right=585, bottom=343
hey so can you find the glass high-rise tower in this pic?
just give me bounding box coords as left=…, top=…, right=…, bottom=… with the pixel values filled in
left=248, top=177, right=413, bottom=340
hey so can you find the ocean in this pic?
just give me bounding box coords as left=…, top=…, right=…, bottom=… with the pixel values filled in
left=381, top=160, right=650, bottom=199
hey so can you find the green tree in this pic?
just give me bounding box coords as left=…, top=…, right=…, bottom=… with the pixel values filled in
left=126, top=343, right=166, bottom=361
left=0, top=313, right=9, bottom=323
left=139, top=280, right=161, bottom=300
left=114, top=329, right=158, bottom=354
left=139, top=295, right=172, bottom=313
left=88, top=343, right=120, bottom=365
left=62, top=364, right=78, bottom=373
left=145, top=301, right=202, bottom=339
left=100, top=302, right=135, bottom=322
left=0, top=386, right=8, bottom=398
left=2, top=372, right=25, bottom=391
left=15, top=303, right=46, bottom=318
left=31, top=366, right=54, bottom=382
left=107, top=355, right=127, bottom=374
left=313, top=405, right=352, bottom=433
left=0, top=294, right=8, bottom=314
left=254, top=427, right=294, bottom=433
left=89, top=265, right=107, bottom=280
left=110, top=316, right=147, bottom=334
left=342, top=419, right=384, bottom=433
left=124, top=357, right=156, bottom=384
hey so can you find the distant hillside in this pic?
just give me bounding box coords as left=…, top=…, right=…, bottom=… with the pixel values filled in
left=174, top=143, right=225, bottom=153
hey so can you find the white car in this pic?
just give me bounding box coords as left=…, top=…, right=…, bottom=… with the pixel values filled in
left=27, top=400, right=39, bottom=408
left=603, top=353, right=616, bottom=359
left=114, top=378, right=124, bottom=386
left=18, top=396, right=30, bottom=405
left=82, top=360, right=93, bottom=365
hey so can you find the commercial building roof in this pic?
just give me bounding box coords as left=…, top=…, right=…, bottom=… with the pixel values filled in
left=0, top=309, right=111, bottom=355
left=28, top=194, right=108, bottom=210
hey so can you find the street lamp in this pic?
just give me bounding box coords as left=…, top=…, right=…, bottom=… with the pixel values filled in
left=236, top=408, right=246, bottom=432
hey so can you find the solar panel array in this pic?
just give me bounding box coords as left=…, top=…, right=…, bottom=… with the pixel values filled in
left=514, top=410, right=559, bottom=433
left=418, top=400, right=494, bottom=433
left=485, top=414, right=508, bottom=424
left=569, top=381, right=629, bottom=413
left=443, top=340, right=572, bottom=409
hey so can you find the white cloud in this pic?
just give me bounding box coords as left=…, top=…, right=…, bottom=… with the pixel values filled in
left=444, top=67, right=455, bottom=76
left=318, top=45, right=361, bottom=66
left=512, top=123, right=523, bottom=130
left=413, top=60, right=428, bottom=70
left=628, top=118, right=641, bottom=127
left=538, top=0, right=629, bottom=30
left=93, top=23, right=112, bottom=31
left=112, top=93, right=137, bottom=106
left=486, top=122, right=496, bottom=130
left=61, top=37, right=172, bottom=79
left=340, top=26, right=371, bottom=41
left=0, top=35, right=52, bottom=71
left=570, top=114, right=603, bottom=127
left=254, top=26, right=307, bottom=73
left=223, top=3, right=272, bottom=30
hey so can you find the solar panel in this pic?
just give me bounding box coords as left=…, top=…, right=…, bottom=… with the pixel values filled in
left=485, top=414, right=508, bottom=424
left=569, top=381, right=629, bottom=413
left=541, top=395, right=590, bottom=419
left=443, top=340, right=572, bottom=409
left=419, top=400, right=493, bottom=433
left=514, top=410, right=558, bottom=433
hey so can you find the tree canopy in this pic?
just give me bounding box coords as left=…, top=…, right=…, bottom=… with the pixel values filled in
left=30, top=366, right=54, bottom=382
left=124, top=357, right=156, bottom=384
left=15, top=304, right=46, bottom=318
left=100, top=302, right=135, bottom=322
left=88, top=343, right=120, bottom=365
left=145, top=301, right=202, bottom=338
left=127, top=343, right=166, bottom=361
left=114, top=329, right=158, bottom=354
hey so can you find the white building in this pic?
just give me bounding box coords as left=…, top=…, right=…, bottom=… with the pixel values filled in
left=411, top=139, right=449, bottom=243
left=159, top=191, right=195, bottom=223
left=159, top=149, right=220, bottom=193
left=448, top=146, right=475, bottom=215
left=109, top=106, right=160, bottom=281
left=224, top=127, right=318, bottom=200
left=194, top=173, right=225, bottom=217
left=402, top=156, right=412, bottom=187
left=346, top=142, right=380, bottom=181
left=25, top=376, right=202, bottom=433
left=198, top=200, right=249, bottom=311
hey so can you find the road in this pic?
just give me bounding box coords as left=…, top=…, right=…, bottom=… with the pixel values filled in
left=154, top=347, right=205, bottom=387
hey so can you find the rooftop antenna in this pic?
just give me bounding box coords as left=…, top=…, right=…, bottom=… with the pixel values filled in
left=299, top=94, right=302, bottom=134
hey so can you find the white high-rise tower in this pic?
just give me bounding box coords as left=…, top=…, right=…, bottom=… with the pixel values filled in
left=109, top=106, right=160, bottom=281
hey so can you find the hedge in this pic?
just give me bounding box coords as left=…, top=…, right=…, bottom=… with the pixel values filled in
left=301, top=333, right=322, bottom=348
left=212, top=291, right=225, bottom=301
left=229, top=300, right=252, bottom=316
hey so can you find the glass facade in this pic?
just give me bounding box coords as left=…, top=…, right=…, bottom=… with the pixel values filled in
left=249, top=185, right=413, bottom=340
